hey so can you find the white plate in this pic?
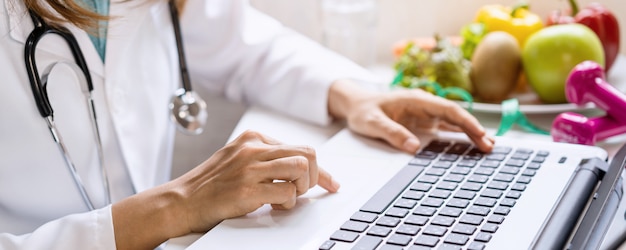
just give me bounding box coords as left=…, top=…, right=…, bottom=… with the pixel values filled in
left=453, top=91, right=595, bottom=114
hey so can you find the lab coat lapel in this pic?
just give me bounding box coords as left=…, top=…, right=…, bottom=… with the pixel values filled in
left=4, top=0, right=105, bottom=78
left=104, top=2, right=170, bottom=192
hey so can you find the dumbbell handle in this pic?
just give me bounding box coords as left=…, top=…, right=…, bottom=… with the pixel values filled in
left=566, top=61, right=626, bottom=123
left=552, top=112, right=626, bottom=145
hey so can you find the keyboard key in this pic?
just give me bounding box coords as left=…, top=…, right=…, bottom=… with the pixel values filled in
left=368, top=225, right=392, bottom=237
left=330, top=230, right=359, bottom=242
left=439, top=207, right=463, bottom=217
left=387, top=234, right=413, bottom=246
left=376, top=216, right=401, bottom=227
left=506, top=191, right=522, bottom=199
left=433, top=161, right=453, bottom=169
left=481, top=223, right=499, bottom=233
left=360, top=165, right=425, bottom=214
left=466, top=205, right=490, bottom=216
left=444, top=174, right=465, bottom=183
left=493, top=206, right=511, bottom=216
left=354, top=235, right=383, bottom=250
left=500, top=198, right=517, bottom=207
left=516, top=176, right=532, bottom=184
left=474, top=197, right=497, bottom=207
left=319, top=240, right=335, bottom=250
left=395, top=198, right=418, bottom=209
left=440, top=154, right=460, bottom=162
left=526, top=163, right=541, bottom=170
left=468, top=241, right=486, bottom=250
left=474, top=232, right=492, bottom=242
left=499, top=166, right=520, bottom=175
left=439, top=244, right=463, bottom=250
left=405, top=215, right=429, bottom=226
left=423, top=225, right=448, bottom=236
left=416, top=151, right=438, bottom=159
left=429, top=189, right=452, bottom=199
left=522, top=169, right=537, bottom=176
left=467, top=174, right=489, bottom=184
left=486, top=154, right=506, bottom=161
left=532, top=156, right=546, bottom=163
left=396, top=224, right=421, bottom=236
left=480, top=189, right=503, bottom=199
left=452, top=224, right=477, bottom=235
left=447, top=199, right=470, bottom=208
left=431, top=216, right=456, bottom=227
left=505, top=159, right=525, bottom=167
left=486, top=181, right=509, bottom=190
left=386, top=207, right=410, bottom=218
left=414, top=235, right=439, bottom=247
left=403, top=190, right=425, bottom=200
left=487, top=214, right=505, bottom=224
left=492, top=173, right=515, bottom=183
left=511, top=151, right=531, bottom=160
left=457, top=159, right=478, bottom=168
left=421, top=198, right=445, bottom=208
left=461, top=182, right=482, bottom=192
left=454, top=190, right=476, bottom=200
left=418, top=176, right=439, bottom=184
left=444, top=233, right=470, bottom=245
left=426, top=168, right=447, bottom=176
left=413, top=206, right=437, bottom=216
left=380, top=244, right=403, bottom=250
left=351, top=211, right=378, bottom=223
left=473, top=167, right=494, bottom=176
left=536, top=150, right=549, bottom=157
left=341, top=220, right=369, bottom=232
left=480, top=160, right=500, bottom=168
left=447, top=143, right=471, bottom=154
left=459, top=214, right=484, bottom=225
left=411, top=183, right=432, bottom=192
left=437, top=181, right=458, bottom=191
left=511, top=183, right=527, bottom=191
left=450, top=167, right=471, bottom=175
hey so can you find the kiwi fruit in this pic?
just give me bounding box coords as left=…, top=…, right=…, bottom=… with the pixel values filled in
left=470, top=31, right=522, bottom=103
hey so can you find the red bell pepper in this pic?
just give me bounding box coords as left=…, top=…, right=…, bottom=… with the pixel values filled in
left=546, top=0, right=620, bottom=72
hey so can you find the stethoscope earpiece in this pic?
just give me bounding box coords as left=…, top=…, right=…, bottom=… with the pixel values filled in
left=169, top=88, right=208, bottom=135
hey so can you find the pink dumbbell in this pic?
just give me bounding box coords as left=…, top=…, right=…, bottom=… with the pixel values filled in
left=551, top=61, right=626, bottom=145
left=552, top=112, right=626, bottom=145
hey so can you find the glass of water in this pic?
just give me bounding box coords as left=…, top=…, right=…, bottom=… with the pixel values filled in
left=319, top=0, right=378, bottom=68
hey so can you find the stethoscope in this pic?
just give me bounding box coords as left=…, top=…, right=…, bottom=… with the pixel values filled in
left=24, top=1, right=207, bottom=211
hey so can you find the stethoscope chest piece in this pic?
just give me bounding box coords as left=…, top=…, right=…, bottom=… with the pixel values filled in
left=169, top=88, right=207, bottom=135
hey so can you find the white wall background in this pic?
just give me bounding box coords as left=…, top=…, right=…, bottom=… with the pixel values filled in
left=250, top=0, right=626, bottom=66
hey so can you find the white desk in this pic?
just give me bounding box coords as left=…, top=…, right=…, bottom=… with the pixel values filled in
left=165, top=105, right=626, bottom=249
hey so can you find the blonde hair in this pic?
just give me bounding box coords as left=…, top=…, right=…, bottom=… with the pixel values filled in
left=23, top=0, right=186, bottom=31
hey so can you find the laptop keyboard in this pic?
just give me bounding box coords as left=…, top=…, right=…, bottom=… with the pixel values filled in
left=319, top=139, right=550, bottom=250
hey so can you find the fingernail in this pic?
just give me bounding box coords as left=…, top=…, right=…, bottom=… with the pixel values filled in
left=403, top=138, right=420, bottom=153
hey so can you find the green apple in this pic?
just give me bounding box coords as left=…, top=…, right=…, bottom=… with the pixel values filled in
left=522, top=23, right=604, bottom=104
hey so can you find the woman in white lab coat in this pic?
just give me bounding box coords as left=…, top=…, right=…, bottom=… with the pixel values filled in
left=0, top=0, right=493, bottom=249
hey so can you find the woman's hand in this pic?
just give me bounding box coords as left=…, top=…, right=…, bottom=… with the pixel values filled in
left=176, top=130, right=339, bottom=233
left=328, top=80, right=494, bottom=154
left=112, top=130, right=339, bottom=249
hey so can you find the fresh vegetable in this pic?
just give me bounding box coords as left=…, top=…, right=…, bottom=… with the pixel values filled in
left=474, top=3, right=544, bottom=48
left=394, top=36, right=472, bottom=93
left=459, top=22, right=488, bottom=60
left=546, top=0, right=619, bottom=71
left=470, top=31, right=522, bottom=103
left=522, top=24, right=604, bottom=104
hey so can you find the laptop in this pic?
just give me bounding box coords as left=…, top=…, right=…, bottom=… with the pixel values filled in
left=186, top=128, right=625, bottom=250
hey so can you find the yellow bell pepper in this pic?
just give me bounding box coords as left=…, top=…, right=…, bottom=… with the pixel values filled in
left=475, top=4, right=544, bottom=47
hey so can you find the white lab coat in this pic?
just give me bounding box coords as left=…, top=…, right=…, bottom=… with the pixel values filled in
left=0, top=0, right=372, bottom=248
